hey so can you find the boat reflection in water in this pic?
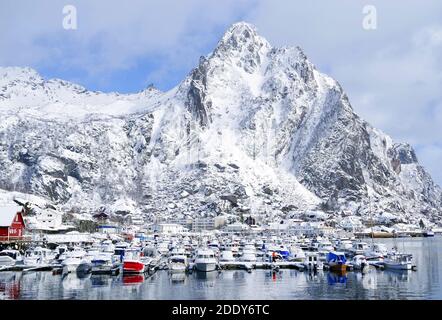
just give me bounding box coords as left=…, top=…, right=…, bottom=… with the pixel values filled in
left=355, top=271, right=377, bottom=290
left=61, top=273, right=90, bottom=290
left=327, top=271, right=347, bottom=285
left=90, top=274, right=112, bottom=287
left=170, top=272, right=187, bottom=284
left=122, top=274, right=145, bottom=285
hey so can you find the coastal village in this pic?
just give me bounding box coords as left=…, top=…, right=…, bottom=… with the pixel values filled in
left=1, top=191, right=439, bottom=282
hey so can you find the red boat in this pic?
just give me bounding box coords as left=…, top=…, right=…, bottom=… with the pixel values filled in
left=123, top=249, right=145, bottom=274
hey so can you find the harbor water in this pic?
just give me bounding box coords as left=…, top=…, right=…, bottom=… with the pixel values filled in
left=1, top=237, right=441, bottom=300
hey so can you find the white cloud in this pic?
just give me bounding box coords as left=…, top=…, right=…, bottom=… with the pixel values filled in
left=1, top=0, right=441, bottom=185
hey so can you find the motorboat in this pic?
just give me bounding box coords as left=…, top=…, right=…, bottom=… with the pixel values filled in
left=0, top=249, right=23, bottom=267
left=23, top=247, right=57, bottom=267
left=194, top=248, right=217, bottom=272
left=123, top=248, right=145, bottom=274
left=423, top=230, right=435, bottom=237
left=60, top=247, right=88, bottom=273
left=326, top=251, right=347, bottom=272
left=219, top=250, right=235, bottom=263
left=351, top=255, right=369, bottom=271
left=349, top=241, right=369, bottom=256
left=384, top=253, right=413, bottom=270
left=240, top=244, right=257, bottom=262
left=303, top=252, right=324, bottom=270
left=363, top=243, right=387, bottom=264
left=336, top=239, right=353, bottom=252
left=288, top=246, right=306, bottom=262
left=168, top=255, right=188, bottom=273
left=91, top=252, right=120, bottom=275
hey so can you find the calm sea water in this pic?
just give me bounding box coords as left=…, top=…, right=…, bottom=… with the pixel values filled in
left=1, top=237, right=441, bottom=300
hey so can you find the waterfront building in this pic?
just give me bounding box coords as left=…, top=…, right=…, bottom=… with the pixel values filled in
left=0, top=204, right=26, bottom=242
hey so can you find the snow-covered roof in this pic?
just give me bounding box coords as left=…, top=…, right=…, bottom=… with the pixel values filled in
left=0, top=205, right=22, bottom=227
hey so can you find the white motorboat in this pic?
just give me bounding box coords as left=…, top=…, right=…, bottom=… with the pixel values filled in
left=350, top=241, right=370, bottom=256
left=363, top=243, right=387, bottom=264
left=60, top=247, right=88, bottom=273
left=351, top=255, right=369, bottom=271
left=240, top=244, right=257, bottom=262
left=304, top=252, right=324, bottom=270
left=219, top=250, right=235, bottom=263
left=384, top=253, right=413, bottom=270
left=288, top=246, right=306, bottom=262
left=91, top=252, right=120, bottom=274
left=194, top=248, right=217, bottom=272
left=168, top=255, right=188, bottom=272
left=0, top=249, right=23, bottom=267
left=23, top=247, right=57, bottom=267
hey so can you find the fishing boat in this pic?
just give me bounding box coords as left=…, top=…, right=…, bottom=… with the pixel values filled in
left=123, top=248, right=145, bottom=274
left=194, top=248, right=217, bottom=272
left=383, top=253, right=413, bottom=270
left=326, top=251, right=347, bottom=272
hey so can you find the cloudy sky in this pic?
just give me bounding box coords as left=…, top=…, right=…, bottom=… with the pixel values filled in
left=1, top=0, right=442, bottom=185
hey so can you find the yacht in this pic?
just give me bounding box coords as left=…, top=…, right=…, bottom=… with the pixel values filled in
left=194, top=248, right=217, bottom=272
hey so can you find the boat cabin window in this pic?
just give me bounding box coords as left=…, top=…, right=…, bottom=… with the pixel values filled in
left=0, top=252, right=17, bottom=259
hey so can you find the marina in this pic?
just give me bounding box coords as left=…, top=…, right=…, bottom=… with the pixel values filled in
left=1, top=234, right=440, bottom=300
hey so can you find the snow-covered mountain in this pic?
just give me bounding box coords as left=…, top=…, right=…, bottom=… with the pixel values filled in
left=0, top=22, right=441, bottom=225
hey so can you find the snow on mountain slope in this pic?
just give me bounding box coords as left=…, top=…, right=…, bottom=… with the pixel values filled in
left=0, top=22, right=440, bottom=225
left=0, top=67, right=162, bottom=120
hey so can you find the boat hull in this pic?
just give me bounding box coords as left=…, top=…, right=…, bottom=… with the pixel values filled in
left=384, top=262, right=412, bottom=270
left=194, top=262, right=217, bottom=272
left=329, top=263, right=347, bottom=272
left=123, top=261, right=145, bottom=274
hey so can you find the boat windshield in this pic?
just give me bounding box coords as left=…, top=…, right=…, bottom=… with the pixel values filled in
left=0, top=251, right=17, bottom=259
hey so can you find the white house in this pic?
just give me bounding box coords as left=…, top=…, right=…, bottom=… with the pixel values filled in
left=155, top=223, right=186, bottom=234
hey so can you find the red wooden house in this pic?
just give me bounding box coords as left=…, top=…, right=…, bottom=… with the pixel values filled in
left=0, top=205, right=26, bottom=241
